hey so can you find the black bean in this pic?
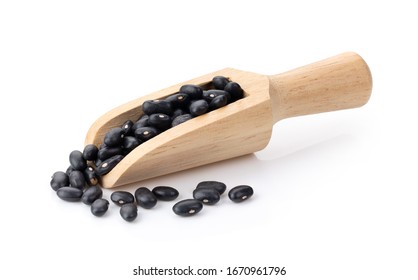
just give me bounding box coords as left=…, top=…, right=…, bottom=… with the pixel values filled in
left=123, top=136, right=141, bottom=154
left=203, top=89, right=231, bottom=103
left=189, top=100, right=209, bottom=117
left=209, top=95, right=228, bottom=110
left=83, top=144, right=99, bottom=161
left=165, top=93, right=191, bottom=109
left=69, top=150, right=87, bottom=171
left=196, top=181, right=227, bottom=195
left=66, top=165, right=75, bottom=176
left=172, top=114, right=193, bottom=127
left=132, top=115, right=149, bottom=131
left=57, top=187, right=83, bottom=202
left=142, top=100, right=172, bottom=115
left=148, top=113, right=171, bottom=130
left=111, top=191, right=135, bottom=206
left=69, top=170, right=86, bottom=190
left=95, top=155, right=124, bottom=176
left=104, top=127, right=125, bottom=147
left=134, top=126, right=159, bottom=142
left=152, top=186, right=179, bottom=201
left=212, top=76, right=229, bottom=90
left=134, top=187, right=157, bottom=209
left=120, top=203, right=138, bottom=222
left=224, top=81, right=244, bottom=101
left=50, top=171, right=69, bottom=191
left=171, top=108, right=186, bottom=120
left=179, top=84, right=203, bottom=99
left=193, top=188, right=220, bottom=205
left=83, top=166, right=99, bottom=186
left=97, top=145, right=123, bottom=161
left=121, top=120, right=134, bottom=135
left=81, top=185, right=103, bottom=205
left=228, top=185, right=253, bottom=202
left=172, top=199, right=203, bottom=217
left=91, top=198, right=109, bottom=217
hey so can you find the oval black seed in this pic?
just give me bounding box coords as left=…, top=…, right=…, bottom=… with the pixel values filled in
left=50, top=171, right=69, bottom=191
left=69, top=170, right=86, bottom=190
left=91, top=198, right=109, bottom=217
left=57, top=187, right=83, bottom=202
left=123, top=136, right=141, bottom=154
left=111, top=191, right=135, bottom=206
left=148, top=113, right=171, bottom=130
left=69, top=150, right=87, bottom=171
left=134, top=126, right=159, bottom=142
left=95, top=155, right=124, bottom=176
left=152, top=186, right=179, bottom=201
left=104, top=127, right=125, bottom=147
left=134, top=187, right=157, bottom=209
left=132, top=115, right=149, bottom=131
left=120, top=203, right=138, bottom=222
left=66, top=165, right=75, bottom=176
left=203, top=89, right=231, bottom=103
left=209, top=94, right=228, bottom=110
left=97, top=145, right=123, bottom=161
left=165, top=93, right=191, bottom=109
left=83, top=166, right=99, bottom=186
left=81, top=185, right=103, bottom=205
left=196, top=181, right=227, bottom=195
left=179, top=84, right=203, bottom=99
left=224, top=81, right=244, bottom=101
left=142, top=100, right=172, bottom=115
left=189, top=99, right=209, bottom=117
left=83, top=144, right=99, bottom=161
left=171, top=108, right=186, bottom=120
left=212, top=76, right=229, bottom=90
left=121, top=120, right=134, bottom=135
left=193, top=188, right=220, bottom=205
left=172, top=199, right=203, bottom=217
left=172, top=114, right=193, bottom=127
left=228, top=185, right=254, bottom=202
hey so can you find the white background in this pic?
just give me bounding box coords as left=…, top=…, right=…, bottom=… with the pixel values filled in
left=1, top=1, right=417, bottom=279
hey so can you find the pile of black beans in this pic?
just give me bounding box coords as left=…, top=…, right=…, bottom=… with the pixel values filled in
left=50, top=76, right=252, bottom=222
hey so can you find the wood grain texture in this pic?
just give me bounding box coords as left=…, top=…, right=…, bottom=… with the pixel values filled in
left=85, top=52, right=372, bottom=188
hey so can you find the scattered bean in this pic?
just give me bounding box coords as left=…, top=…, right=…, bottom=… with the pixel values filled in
left=111, top=191, right=135, bottom=206
left=228, top=185, right=254, bottom=202
left=69, top=170, right=86, bottom=190
left=196, top=181, right=227, bottom=195
left=172, top=199, right=203, bottom=217
left=134, top=187, right=157, bottom=209
left=50, top=171, right=69, bottom=191
left=120, top=203, right=138, bottom=222
left=66, top=166, right=75, bottom=176
left=81, top=185, right=103, bottom=205
left=193, top=188, right=220, bottom=205
left=152, top=186, right=179, bottom=201
left=83, top=144, right=99, bottom=161
left=69, top=150, right=87, bottom=171
left=91, top=198, right=109, bottom=217
left=57, top=187, right=83, bottom=202
left=83, top=166, right=99, bottom=186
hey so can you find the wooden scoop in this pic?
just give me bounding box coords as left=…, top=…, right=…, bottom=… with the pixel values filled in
left=85, top=52, right=372, bottom=188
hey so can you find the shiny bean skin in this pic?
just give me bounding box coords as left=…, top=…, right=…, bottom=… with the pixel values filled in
left=81, top=185, right=103, bottom=205
left=228, top=185, right=254, bottom=202
left=123, top=136, right=141, bottom=154
left=95, top=155, right=124, bottom=176
left=111, top=191, right=135, bottom=206
left=121, top=120, right=134, bottom=135
left=134, top=127, right=159, bottom=142
left=83, top=166, right=99, bottom=186
left=193, top=188, right=220, bottom=205
left=196, top=181, right=227, bottom=195
left=91, top=198, right=109, bottom=217
left=172, top=199, right=203, bottom=217
left=142, top=100, right=172, bottom=115
left=97, top=145, right=123, bottom=161
left=134, top=187, right=157, bottom=209
left=57, top=187, right=83, bottom=202
left=69, top=150, right=87, bottom=171
left=152, top=186, right=179, bottom=201
left=165, top=93, right=191, bottom=109
left=104, top=127, right=125, bottom=147
left=132, top=115, right=149, bottom=131
left=172, top=114, right=192, bottom=127
left=179, top=84, right=203, bottom=99
left=209, top=95, right=228, bottom=110
left=83, top=144, right=99, bottom=161
left=224, top=81, right=244, bottom=101
left=148, top=113, right=171, bottom=130
left=69, top=170, right=86, bottom=190
left=189, top=100, right=209, bottom=117
left=212, top=76, right=229, bottom=90
left=203, top=89, right=231, bottom=103
left=120, top=203, right=138, bottom=222
left=50, top=171, right=69, bottom=191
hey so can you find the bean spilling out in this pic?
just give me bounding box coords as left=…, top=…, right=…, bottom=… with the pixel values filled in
left=50, top=76, right=252, bottom=222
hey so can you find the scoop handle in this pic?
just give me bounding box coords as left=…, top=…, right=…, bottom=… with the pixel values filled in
left=268, top=52, right=372, bottom=123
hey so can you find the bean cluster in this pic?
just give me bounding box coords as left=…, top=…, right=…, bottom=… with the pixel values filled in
left=50, top=76, right=252, bottom=222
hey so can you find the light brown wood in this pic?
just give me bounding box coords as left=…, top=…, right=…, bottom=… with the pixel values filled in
left=85, top=52, right=372, bottom=188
